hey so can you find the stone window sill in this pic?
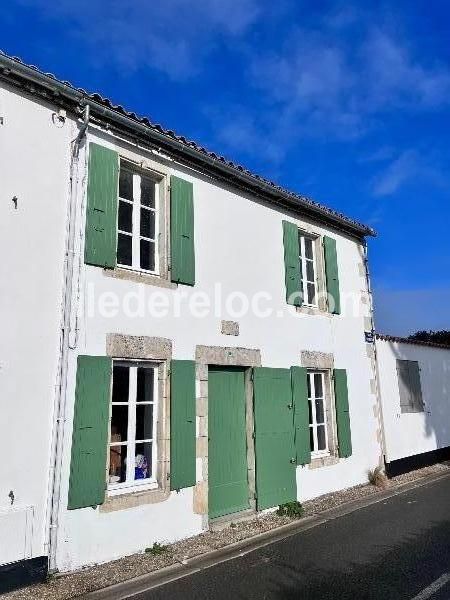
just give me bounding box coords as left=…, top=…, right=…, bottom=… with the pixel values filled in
left=308, top=455, right=339, bottom=470
left=295, top=305, right=328, bottom=316
left=103, top=267, right=177, bottom=289
left=99, top=486, right=170, bottom=513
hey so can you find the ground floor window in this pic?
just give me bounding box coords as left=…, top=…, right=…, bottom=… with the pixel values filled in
left=108, top=360, right=159, bottom=492
left=307, top=370, right=329, bottom=456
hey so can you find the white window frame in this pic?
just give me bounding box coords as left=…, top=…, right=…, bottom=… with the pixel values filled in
left=308, top=370, right=330, bottom=457
left=299, top=233, right=318, bottom=307
left=117, top=165, right=160, bottom=275
left=108, top=360, right=159, bottom=496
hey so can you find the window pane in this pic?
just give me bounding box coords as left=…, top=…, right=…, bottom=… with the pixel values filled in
left=117, top=233, right=132, bottom=266
left=317, top=425, right=326, bottom=450
left=314, top=373, right=323, bottom=398
left=119, top=169, right=133, bottom=201
left=308, top=399, right=313, bottom=425
left=112, top=366, right=129, bottom=403
left=306, top=260, right=315, bottom=282
left=315, top=398, right=325, bottom=424
left=305, top=238, right=314, bottom=259
left=307, top=375, right=311, bottom=398
left=307, top=283, right=316, bottom=304
left=136, top=404, right=153, bottom=441
left=141, top=176, right=155, bottom=208
left=140, top=239, right=155, bottom=271
left=137, top=367, right=154, bottom=403
left=135, top=442, right=152, bottom=480
left=309, top=427, right=314, bottom=451
left=140, top=208, right=155, bottom=239
left=298, top=233, right=303, bottom=257
left=118, top=200, right=132, bottom=233
left=111, top=404, right=128, bottom=442
left=109, top=445, right=126, bottom=484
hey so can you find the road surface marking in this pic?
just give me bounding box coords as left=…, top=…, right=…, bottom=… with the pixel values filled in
left=411, top=573, right=450, bottom=600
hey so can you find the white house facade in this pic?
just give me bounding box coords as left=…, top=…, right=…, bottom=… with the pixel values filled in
left=0, top=52, right=385, bottom=589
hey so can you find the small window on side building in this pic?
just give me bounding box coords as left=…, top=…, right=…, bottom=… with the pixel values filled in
left=396, top=359, right=424, bottom=413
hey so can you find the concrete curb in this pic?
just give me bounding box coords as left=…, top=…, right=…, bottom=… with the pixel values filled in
left=82, top=469, right=450, bottom=600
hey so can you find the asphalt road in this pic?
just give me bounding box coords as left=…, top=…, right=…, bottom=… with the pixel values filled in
left=130, top=476, right=450, bottom=600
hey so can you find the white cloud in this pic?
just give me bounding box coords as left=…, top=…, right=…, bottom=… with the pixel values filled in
left=18, top=0, right=262, bottom=79
left=371, top=149, right=449, bottom=197
left=363, top=29, right=450, bottom=110
left=358, top=147, right=395, bottom=164
left=248, top=24, right=450, bottom=145
left=372, top=150, right=418, bottom=196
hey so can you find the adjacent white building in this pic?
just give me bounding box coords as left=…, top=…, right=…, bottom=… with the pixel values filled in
left=2, top=51, right=447, bottom=593
left=376, top=334, right=450, bottom=464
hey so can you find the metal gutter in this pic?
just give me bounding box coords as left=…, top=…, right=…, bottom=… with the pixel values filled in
left=0, top=51, right=375, bottom=239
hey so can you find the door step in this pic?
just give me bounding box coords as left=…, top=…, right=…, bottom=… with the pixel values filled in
left=210, top=508, right=256, bottom=531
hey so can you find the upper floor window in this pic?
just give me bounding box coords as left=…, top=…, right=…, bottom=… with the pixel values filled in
left=109, top=361, right=159, bottom=493
left=117, top=165, right=159, bottom=274
left=298, top=233, right=318, bottom=307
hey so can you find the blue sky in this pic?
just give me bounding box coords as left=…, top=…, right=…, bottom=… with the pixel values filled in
left=3, top=0, right=450, bottom=335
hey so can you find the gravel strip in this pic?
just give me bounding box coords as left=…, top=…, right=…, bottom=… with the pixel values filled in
left=5, top=462, right=449, bottom=600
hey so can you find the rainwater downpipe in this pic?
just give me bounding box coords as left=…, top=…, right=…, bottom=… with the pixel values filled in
left=362, top=240, right=388, bottom=465
left=47, top=105, right=89, bottom=572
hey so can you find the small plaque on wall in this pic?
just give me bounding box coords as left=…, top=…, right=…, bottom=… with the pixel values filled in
left=365, top=330, right=374, bottom=343
left=221, top=320, right=239, bottom=336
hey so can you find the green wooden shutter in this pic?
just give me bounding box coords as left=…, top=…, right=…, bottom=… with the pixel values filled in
left=282, top=221, right=302, bottom=306
left=334, top=369, right=352, bottom=458
left=170, top=176, right=195, bottom=286
left=253, top=367, right=297, bottom=510
left=291, top=366, right=311, bottom=465
left=323, top=236, right=341, bottom=314
left=68, top=355, right=112, bottom=509
left=208, top=368, right=249, bottom=519
left=84, top=143, right=119, bottom=268
left=170, top=360, right=196, bottom=490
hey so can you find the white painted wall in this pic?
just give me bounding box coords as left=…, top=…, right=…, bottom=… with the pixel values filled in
left=53, top=126, right=381, bottom=571
left=376, top=338, right=450, bottom=462
left=0, top=83, right=72, bottom=564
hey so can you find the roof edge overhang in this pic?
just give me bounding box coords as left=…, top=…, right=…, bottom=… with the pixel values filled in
left=376, top=333, right=450, bottom=351
left=0, top=52, right=376, bottom=240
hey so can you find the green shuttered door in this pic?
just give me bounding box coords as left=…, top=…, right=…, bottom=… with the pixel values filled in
left=334, top=369, right=352, bottom=458
left=253, top=367, right=297, bottom=510
left=291, top=366, right=311, bottom=465
left=282, top=221, right=302, bottom=306
left=68, top=355, right=112, bottom=510
left=323, top=236, right=341, bottom=314
left=170, top=176, right=195, bottom=286
left=170, top=360, right=196, bottom=490
left=208, top=368, right=249, bottom=519
left=84, top=143, right=119, bottom=268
